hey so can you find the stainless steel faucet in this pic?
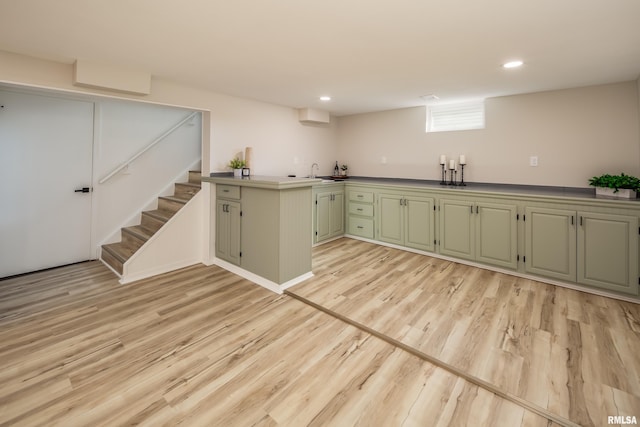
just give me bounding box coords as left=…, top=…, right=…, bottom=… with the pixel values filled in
left=310, top=163, right=319, bottom=178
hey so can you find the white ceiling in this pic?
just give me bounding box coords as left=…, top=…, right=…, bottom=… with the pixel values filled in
left=1, top=0, right=639, bottom=116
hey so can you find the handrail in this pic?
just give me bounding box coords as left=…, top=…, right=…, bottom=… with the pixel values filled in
left=99, top=111, right=199, bottom=184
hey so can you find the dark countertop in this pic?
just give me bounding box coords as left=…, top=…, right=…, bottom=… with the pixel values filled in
left=317, top=176, right=640, bottom=206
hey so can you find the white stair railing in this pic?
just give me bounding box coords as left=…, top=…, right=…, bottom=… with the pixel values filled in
left=99, top=111, right=199, bottom=184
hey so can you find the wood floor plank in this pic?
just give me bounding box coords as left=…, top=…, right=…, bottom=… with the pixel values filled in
left=290, top=238, right=640, bottom=427
left=0, top=259, right=565, bottom=426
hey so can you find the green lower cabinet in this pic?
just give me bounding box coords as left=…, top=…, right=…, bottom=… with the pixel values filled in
left=216, top=199, right=241, bottom=265
left=439, top=199, right=475, bottom=260
left=577, top=211, right=638, bottom=295
left=314, top=189, right=344, bottom=243
left=378, top=193, right=435, bottom=252
left=524, top=206, right=576, bottom=282
left=440, top=199, right=517, bottom=268
left=378, top=193, right=404, bottom=245
left=475, top=202, right=518, bottom=269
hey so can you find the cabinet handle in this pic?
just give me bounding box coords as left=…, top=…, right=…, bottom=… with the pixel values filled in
left=357, top=194, right=363, bottom=198
left=580, top=216, right=583, bottom=226
left=470, top=205, right=473, bottom=214
left=357, top=208, right=363, bottom=211
left=571, top=215, right=574, bottom=225
left=357, top=226, right=364, bottom=229
left=476, top=205, right=479, bottom=214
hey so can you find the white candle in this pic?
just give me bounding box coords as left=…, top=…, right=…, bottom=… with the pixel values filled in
left=449, top=159, right=455, bottom=170
left=440, top=155, right=446, bottom=165
left=459, top=155, right=466, bottom=165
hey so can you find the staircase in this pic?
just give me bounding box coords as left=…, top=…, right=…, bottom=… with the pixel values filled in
left=101, top=171, right=202, bottom=275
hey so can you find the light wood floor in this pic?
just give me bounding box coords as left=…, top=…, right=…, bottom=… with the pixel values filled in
left=289, top=238, right=640, bottom=427
left=0, top=238, right=637, bottom=426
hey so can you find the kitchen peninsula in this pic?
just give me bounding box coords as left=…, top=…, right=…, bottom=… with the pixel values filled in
left=203, top=175, right=321, bottom=293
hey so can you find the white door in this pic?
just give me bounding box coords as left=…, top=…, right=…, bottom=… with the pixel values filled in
left=0, top=89, right=94, bottom=277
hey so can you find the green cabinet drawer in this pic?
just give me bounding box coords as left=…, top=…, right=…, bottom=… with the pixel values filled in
left=349, top=202, right=374, bottom=217
left=349, top=217, right=374, bottom=239
left=349, top=190, right=374, bottom=203
left=217, top=184, right=240, bottom=200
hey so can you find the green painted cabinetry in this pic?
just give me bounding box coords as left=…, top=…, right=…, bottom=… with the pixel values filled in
left=525, top=207, right=639, bottom=295
left=440, top=199, right=518, bottom=269
left=524, top=206, right=576, bottom=281
left=379, top=192, right=435, bottom=252
left=314, top=187, right=344, bottom=244
left=475, top=202, right=518, bottom=269
left=215, top=187, right=241, bottom=265
left=347, top=187, right=375, bottom=239
left=577, top=211, right=638, bottom=294
left=439, top=199, right=475, bottom=260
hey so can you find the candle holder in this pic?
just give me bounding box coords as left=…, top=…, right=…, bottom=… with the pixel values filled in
left=459, top=164, right=466, bottom=186
left=440, top=164, right=447, bottom=185
left=448, top=168, right=455, bottom=185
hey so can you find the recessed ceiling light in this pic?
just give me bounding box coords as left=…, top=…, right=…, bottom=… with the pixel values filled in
left=503, top=60, right=524, bottom=69
left=319, top=96, right=331, bottom=101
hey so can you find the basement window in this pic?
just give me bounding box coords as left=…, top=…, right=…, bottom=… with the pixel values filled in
left=426, top=101, right=485, bottom=133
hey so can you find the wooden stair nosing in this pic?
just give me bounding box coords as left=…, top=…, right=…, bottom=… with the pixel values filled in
left=159, top=195, right=190, bottom=204
left=142, top=209, right=175, bottom=222
left=122, top=225, right=156, bottom=244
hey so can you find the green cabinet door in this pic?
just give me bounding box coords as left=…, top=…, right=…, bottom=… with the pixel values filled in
left=315, top=191, right=332, bottom=243
left=216, top=199, right=241, bottom=265
left=330, top=191, right=345, bottom=237
left=525, top=206, right=576, bottom=281
left=439, top=199, right=475, bottom=260
left=405, top=196, right=435, bottom=252
left=315, top=189, right=344, bottom=243
left=476, top=202, right=518, bottom=269
left=378, top=193, right=404, bottom=245
left=577, top=211, right=638, bottom=295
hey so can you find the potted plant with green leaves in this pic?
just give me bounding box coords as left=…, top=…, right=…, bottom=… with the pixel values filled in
left=229, top=157, right=246, bottom=177
left=340, top=164, right=348, bottom=176
left=589, top=173, right=640, bottom=199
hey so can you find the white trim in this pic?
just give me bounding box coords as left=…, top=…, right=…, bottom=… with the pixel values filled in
left=208, top=257, right=314, bottom=295
left=119, top=259, right=201, bottom=285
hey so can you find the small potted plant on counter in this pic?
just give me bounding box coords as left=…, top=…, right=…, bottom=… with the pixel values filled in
left=589, top=173, right=640, bottom=199
left=229, top=157, right=246, bottom=177
left=340, top=164, right=348, bottom=176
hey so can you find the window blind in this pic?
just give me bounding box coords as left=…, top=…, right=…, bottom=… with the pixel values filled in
left=426, top=101, right=485, bottom=133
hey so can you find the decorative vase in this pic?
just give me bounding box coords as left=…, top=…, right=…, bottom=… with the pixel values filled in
left=595, top=187, right=637, bottom=199
left=233, top=168, right=242, bottom=177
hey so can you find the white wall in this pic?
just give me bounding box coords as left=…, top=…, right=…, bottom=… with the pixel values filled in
left=337, top=82, right=640, bottom=187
